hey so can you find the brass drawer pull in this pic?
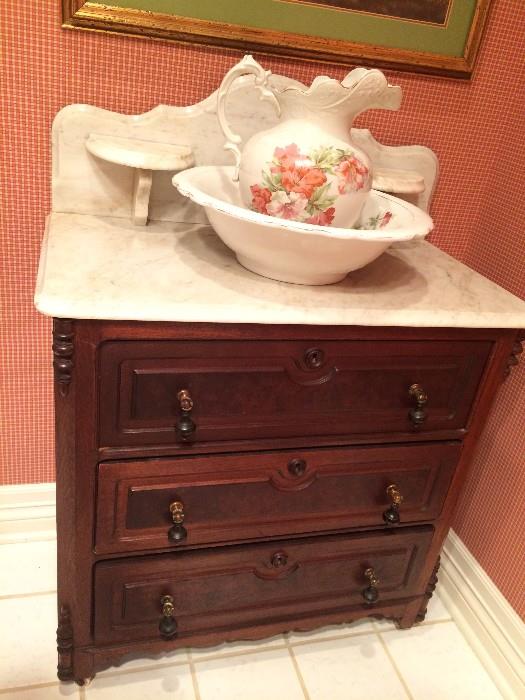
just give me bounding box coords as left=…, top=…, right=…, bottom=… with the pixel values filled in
left=159, top=595, right=178, bottom=639
left=288, top=458, right=307, bottom=477
left=176, top=389, right=196, bottom=442
left=383, top=483, right=403, bottom=525
left=408, top=383, right=428, bottom=427
left=362, top=567, right=380, bottom=604
left=168, top=501, right=187, bottom=543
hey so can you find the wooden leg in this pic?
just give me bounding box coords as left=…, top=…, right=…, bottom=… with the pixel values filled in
left=416, top=555, right=441, bottom=623
left=57, top=605, right=74, bottom=682
left=75, top=677, right=94, bottom=687
left=57, top=606, right=96, bottom=683
left=395, top=555, right=441, bottom=629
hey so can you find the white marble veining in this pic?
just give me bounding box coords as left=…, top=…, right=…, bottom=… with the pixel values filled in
left=372, top=167, right=425, bottom=194
left=85, top=135, right=195, bottom=226
left=35, top=212, right=525, bottom=327
left=86, top=134, right=195, bottom=171
left=51, top=76, right=437, bottom=224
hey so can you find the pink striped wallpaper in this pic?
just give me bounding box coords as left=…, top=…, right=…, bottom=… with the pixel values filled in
left=0, top=0, right=523, bottom=616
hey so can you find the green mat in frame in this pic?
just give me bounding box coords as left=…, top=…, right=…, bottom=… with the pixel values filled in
left=62, top=0, right=492, bottom=78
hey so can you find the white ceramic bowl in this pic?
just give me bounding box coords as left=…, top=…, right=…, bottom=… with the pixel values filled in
left=173, top=166, right=433, bottom=285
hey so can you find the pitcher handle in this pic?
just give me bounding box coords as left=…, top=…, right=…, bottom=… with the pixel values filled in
left=217, top=55, right=281, bottom=181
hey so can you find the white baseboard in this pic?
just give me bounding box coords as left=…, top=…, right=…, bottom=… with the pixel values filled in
left=0, top=485, right=523, bottom=697
left=0, top=482, right=56, bottom=544
left=440, top=529, right=525, bottom=700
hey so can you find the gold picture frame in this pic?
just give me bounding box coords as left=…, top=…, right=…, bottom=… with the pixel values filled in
left=62, top=1, right=492, bottom=78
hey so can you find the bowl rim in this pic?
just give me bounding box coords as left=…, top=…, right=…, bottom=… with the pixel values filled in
left=172, top=165, right=434, bottom=242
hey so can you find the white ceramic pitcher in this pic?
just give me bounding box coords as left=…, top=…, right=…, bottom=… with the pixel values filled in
left=217, top=55, right=402, bottom=228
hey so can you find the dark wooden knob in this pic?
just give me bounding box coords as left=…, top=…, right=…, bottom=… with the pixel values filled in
left=304, top=347, right=325, bottom=369
left=176, top=389, right=196, bottom=442
left=168, top=501, right=187, bottom=543
left=408, top=383, right=428, bottom=427
left=382, top=484, right=403, bottom=525
left=362, top=567, right=379, bottom=604
left=271, top=552, right=288, bottom=568
left=288, top=458, right=306, bottom=477
left=159, top=595, right=178, bottom=639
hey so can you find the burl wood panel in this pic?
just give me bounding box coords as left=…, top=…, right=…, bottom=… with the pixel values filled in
left=95, top=442, right=459, bottom=554
left=54, top=320, right=519, bottom=682
left=94, top=527, right=433, bottom=644
left=99, top=339, right=491, bottom=449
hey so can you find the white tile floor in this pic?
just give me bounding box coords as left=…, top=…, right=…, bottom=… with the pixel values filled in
left=0, top=539, right=503, bottom=700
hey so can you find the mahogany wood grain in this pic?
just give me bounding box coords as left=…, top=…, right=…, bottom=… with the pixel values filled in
left=52, top=319, right=520, bottom=682
left=99, top=338, right=490, bottom=448
left=95, top=443, right=459, bottom=554
left=94, top=527, right=433, bottom=644
left=399, top=326, right=519, bottom=626
left=74, top=598, right=419, bottom=679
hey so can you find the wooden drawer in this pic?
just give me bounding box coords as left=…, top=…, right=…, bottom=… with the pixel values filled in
left=94, top=527, right=433, bottom=644
left=99, top=339, right=490, bottom=449
left=95, top=443, right=458, bottom=553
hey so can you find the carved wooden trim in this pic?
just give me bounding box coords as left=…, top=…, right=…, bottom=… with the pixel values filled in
left=53, top=319, right=75, bottom=396
left=415, top=555, right=440, bottom=623
left=57, top=605, right=74, bottom=681
left=504, top=330, right=525, bottom=379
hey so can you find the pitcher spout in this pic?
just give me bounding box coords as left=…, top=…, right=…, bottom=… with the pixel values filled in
left=341, top=67, right=402, bottom=115
left=215, top=55, right=402, bottom=229
left=276, top=67, right=402, bottom=125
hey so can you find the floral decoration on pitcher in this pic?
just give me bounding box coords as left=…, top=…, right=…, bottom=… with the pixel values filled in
left=250, top=143, right=369, bottom=225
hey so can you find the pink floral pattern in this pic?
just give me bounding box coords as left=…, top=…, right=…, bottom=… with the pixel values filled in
left=335, top=156, right=369, bottom=194
left=250, top=143, right=369, bottom=226
left=358, top=211, right=394, bottom=230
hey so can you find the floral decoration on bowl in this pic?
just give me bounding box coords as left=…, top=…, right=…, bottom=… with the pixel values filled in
left=358, top=211, right=393, bottom=230
left=250, top=143, right=370, bottom=225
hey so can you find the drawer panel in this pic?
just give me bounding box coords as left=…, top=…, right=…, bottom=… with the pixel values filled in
left=99, top=339, right=490, bottom=449
left=95, top=443, right=458, bottom=553
left=94, top=527, right=433, bottom=644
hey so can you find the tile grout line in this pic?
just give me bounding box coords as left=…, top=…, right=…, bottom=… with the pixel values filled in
left=190, top=642, right=289, bottom=664
left=0, top=682, right=65, bottom=695
left=187, top=652, right=203, bottom=700
left=376, top=631, right=415, bottom=700
left=0, top=589, right=57, bottom=601
left=74, top=627, right=399, bottom=686
left=0, top=621, right=453, bottom=697
left=97, top=656, right=191, bottom=679
left=418, top=617, right=452, bottom=627
left=289, top=627, right=377, bottom=647
left=187, top=627, right=378, bottom=665
left=372, top=617, right=452, bottom=634
left=284, top=637, right=312, bottom=700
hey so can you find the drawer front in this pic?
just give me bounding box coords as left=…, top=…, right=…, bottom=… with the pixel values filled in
left=94, top=527, right=433, bottom=644
left=99, top=339, right=490, bottom=449
left=95, top=443, right=458, bottom=553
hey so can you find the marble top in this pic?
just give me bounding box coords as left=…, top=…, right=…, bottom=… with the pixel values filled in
left=35, top=212, right=525, bottom=328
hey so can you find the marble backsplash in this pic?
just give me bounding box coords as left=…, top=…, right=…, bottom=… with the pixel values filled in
left=51, top=73, right=437, bottom=225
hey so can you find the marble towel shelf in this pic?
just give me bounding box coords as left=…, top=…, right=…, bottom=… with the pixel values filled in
left=51, top=73, right=439, bottom=227
left=85, top=134, right=195, bottom=225
left=372, top=168, right=425, bottom=195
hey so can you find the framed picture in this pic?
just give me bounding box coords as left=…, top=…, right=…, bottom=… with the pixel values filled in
left=62, top=1, right=492, bottom=78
